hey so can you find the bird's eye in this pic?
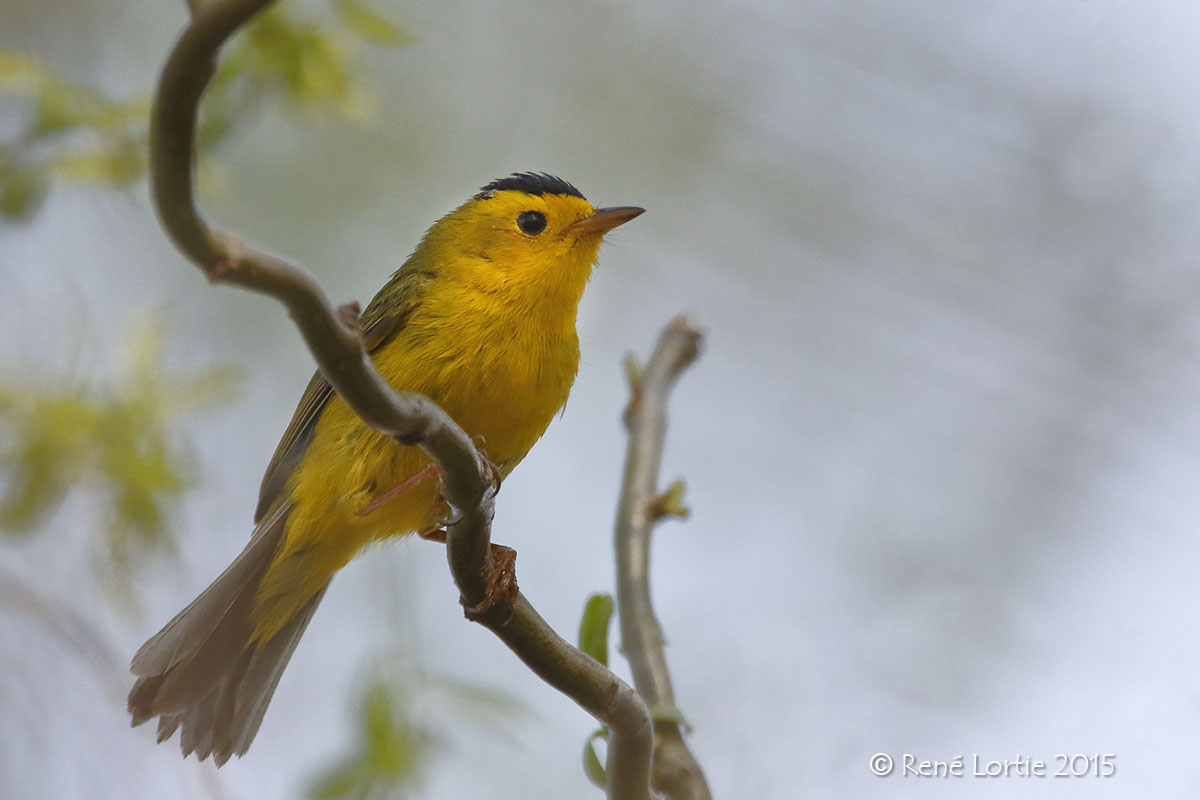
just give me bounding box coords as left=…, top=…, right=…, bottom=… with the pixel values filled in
left=517, top=210, right=547, bottom=235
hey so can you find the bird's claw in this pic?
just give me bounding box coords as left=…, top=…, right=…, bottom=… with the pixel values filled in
left=461, top=544, right=518, bottom=624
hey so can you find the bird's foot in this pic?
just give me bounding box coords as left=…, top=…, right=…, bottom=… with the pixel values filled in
left=419, top=528, right=518, bottom=623
left=461, top=543, right=518, bottom=624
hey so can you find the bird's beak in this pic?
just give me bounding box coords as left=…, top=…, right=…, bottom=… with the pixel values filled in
left=568, top=206, right=645, bottom=235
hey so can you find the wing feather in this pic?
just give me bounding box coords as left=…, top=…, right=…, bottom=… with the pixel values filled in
left=253, top=270, right=430, bottom=522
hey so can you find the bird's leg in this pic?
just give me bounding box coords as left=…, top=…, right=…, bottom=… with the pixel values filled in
left=417, top=449, right=515, bottom=620
left=355, top=464, right=439, bottom=517
left=471, top=436, right=504, bottom=495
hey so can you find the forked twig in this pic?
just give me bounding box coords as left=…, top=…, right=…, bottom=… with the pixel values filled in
left=615, top=317, right=711, bottom=800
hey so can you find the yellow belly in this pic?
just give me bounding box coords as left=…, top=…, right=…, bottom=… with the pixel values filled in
left=250, top=313, right=578, bottom=642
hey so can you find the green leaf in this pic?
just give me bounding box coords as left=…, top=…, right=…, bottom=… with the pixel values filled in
left=582, top=727, right=609, bottom=789
left=622, top=353, right=642, bottom=388
left=310, top=760, right=370, bottom=800
left=0, top=315, right=238, bottom=582
left=360, top=681, right=398, bottom=753
left=653, top=479, right=690, bottom=520
left=308, top=678, right=429, bottom=799
left=3, top=1, right=407, bottom=226
left=33, top=81, right=146, bottom=135
left=0, top=49, right=50, bottom=94
left=53, top=145, right=146, bottom=185
left=650, top=703, right=693, bottom=733
left=337, top=0, right=413, bottom=46
left=0, top=165, right=48, bottom=219
left=578, top=593, right=614, bottom=667
left=0, top=394, right=96, bottom=531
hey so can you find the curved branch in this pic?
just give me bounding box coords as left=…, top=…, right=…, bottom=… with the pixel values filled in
left=151, top=0, right=484, bottom=488
left=150, top=1, right=653, bottom=796
left=615, top=317, right=711, bottom=800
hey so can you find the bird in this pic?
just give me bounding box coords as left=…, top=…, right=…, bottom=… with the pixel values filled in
left=128, top=172, right=643, bottom=764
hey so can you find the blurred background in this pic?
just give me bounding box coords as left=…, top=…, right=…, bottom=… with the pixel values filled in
left=3, top=0, right=1200, bottom=797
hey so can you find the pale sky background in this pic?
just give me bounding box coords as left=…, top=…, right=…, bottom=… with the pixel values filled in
left=4, top=0, right=1200, bottom=798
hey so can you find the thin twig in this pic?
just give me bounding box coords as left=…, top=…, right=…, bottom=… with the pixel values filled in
left=472, top=594, right=654, bottom=799
left=150, top=1, right=653, bottom=796
left=615, top=317, right=712, bottom=800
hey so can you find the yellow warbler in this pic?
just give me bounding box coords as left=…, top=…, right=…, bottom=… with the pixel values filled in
left=128, top=172, right=643, bottom=764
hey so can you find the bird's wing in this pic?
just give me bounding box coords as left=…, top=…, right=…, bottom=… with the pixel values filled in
left=253, top=270, right=430, bottom=523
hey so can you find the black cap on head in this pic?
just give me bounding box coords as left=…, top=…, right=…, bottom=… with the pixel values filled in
left=476, top=172, right=585, bottom=201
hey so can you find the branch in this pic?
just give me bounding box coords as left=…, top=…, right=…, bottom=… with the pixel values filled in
left=615, top=317, right=712, bottom=800
left=151, top=1, right=652, bottom=796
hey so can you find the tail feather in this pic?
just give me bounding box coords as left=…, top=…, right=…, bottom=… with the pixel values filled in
left=156, top=712, right=180, bottom=743
left=130, top=502, right=290, bottom=678
left=231, top=587, right=326, bottom=757
left=128, top=501, right=329, bottom=765
left=178, top=688, right=217, bottom=756
left=151, top=593, right=254, bottom=715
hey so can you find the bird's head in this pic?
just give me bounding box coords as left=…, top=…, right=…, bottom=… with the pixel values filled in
left=420, top=172, right=643, bottom=305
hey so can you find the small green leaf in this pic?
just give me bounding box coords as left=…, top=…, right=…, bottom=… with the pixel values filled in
left=337, top=0, right=413, bottom=46
left=0, top=395, right=95, bottom=531
left=650, top=704, right=693, bottom=733
left=308, top=677, right=431, bottom=799
left=622, top=353, right=642, bottom=389
left=35, top=82, right=111, bottom=134
left=582, top=727, right=608, bottom=789
left=0, top=165, right=48, bottom=219
left=652, top=479, right=690, bottom=521
left=361, top=682, right=395, bottom=750
left=0, top=49, right=50, bottom=93
left=310, top=760, right=369, bottom=800
left=53, top=145, right=146, bottom=185
left=578, top=593, right=613, bottom=667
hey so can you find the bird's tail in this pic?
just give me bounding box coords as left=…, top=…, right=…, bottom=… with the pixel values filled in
left=127, top=501, right=327, bottom=765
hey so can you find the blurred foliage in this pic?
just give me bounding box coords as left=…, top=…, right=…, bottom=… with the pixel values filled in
left=311, top=681, right=433, bottom=800
left=0, top=316, right=241, bottom=591
left=0, top=49, right=147, bottom=218
left=0, top=0, right=410, bottom=220
left=310, top=672, right=527, bottom=800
